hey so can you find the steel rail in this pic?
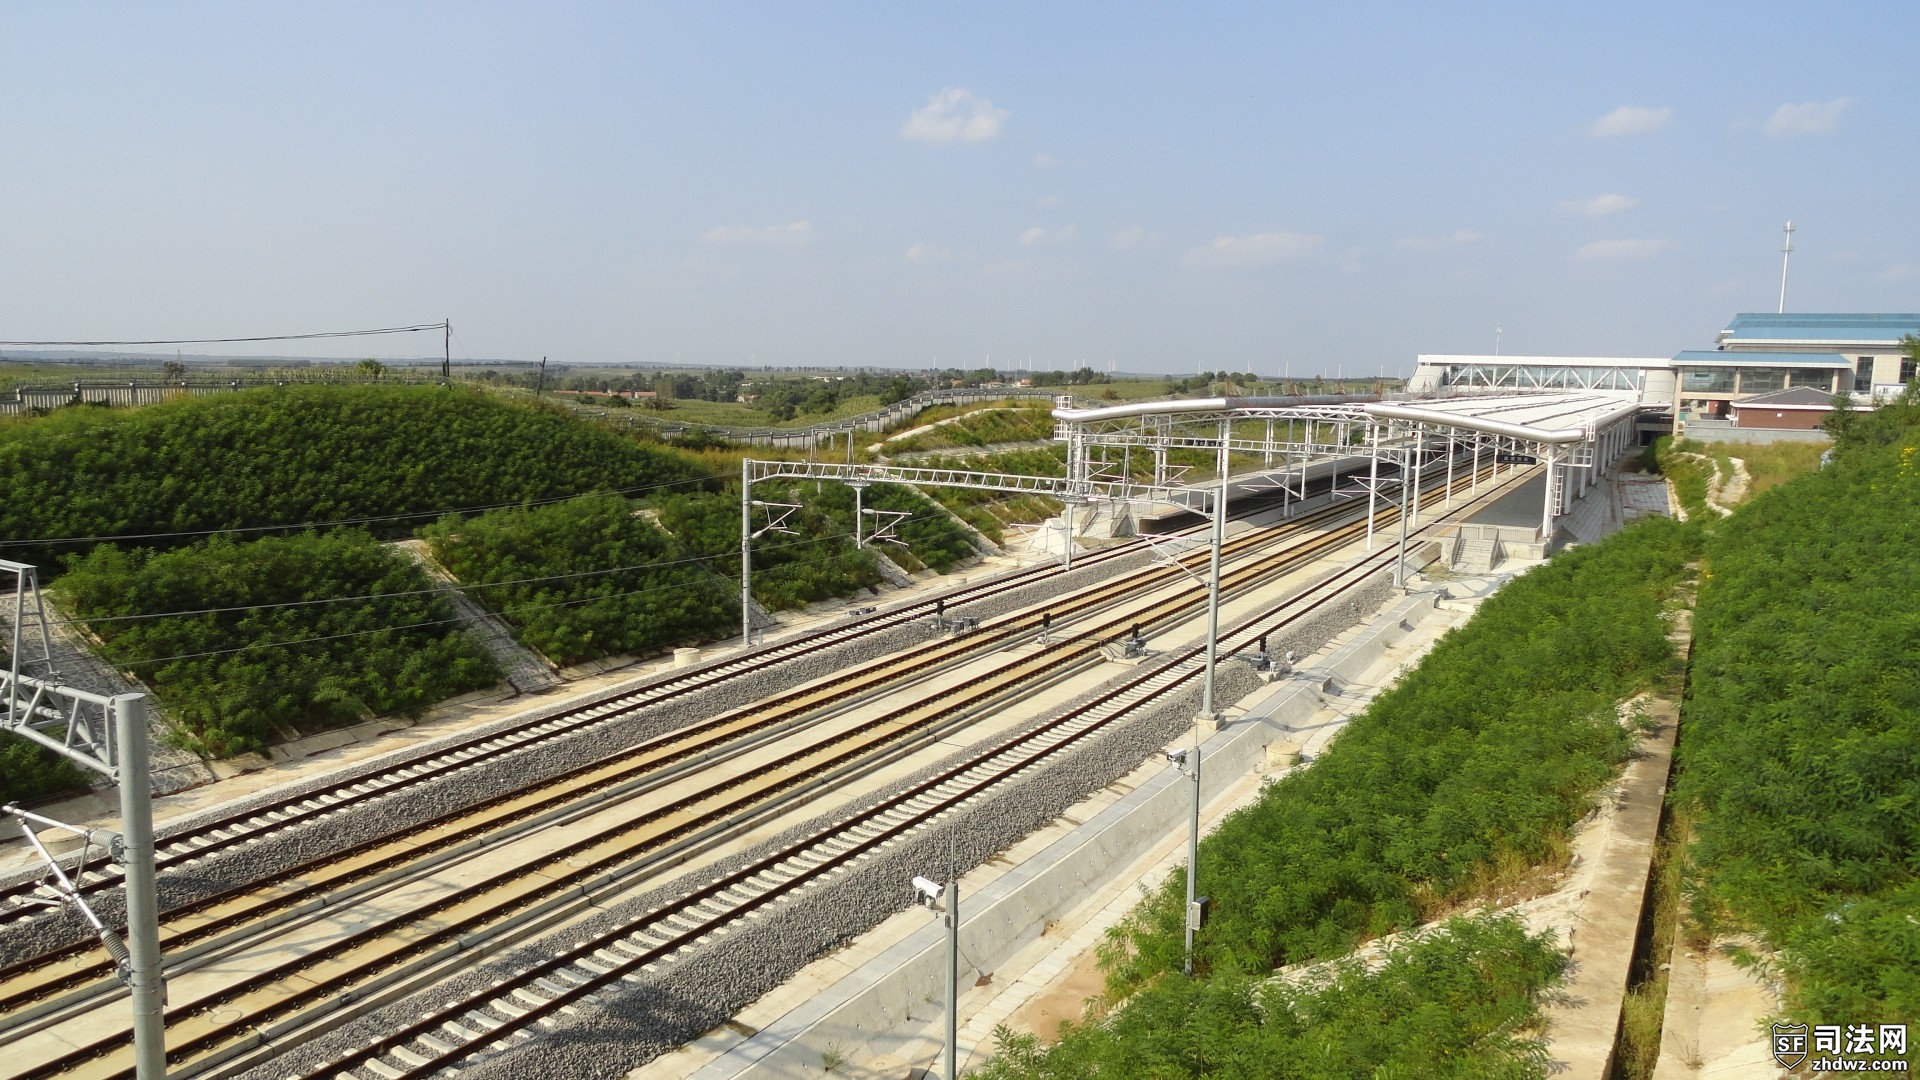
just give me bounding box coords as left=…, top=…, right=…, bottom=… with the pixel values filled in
left=0, top=475, right=1366, bottom=994
left=4, top=452, right=1366, bottom=923
left=0, top=498, right=1248, bottom=923
left=6, top=463, right=1494, bottom=1080
left=298, top=465, right=1532, bottom=1080
left=0, top=495, right=1350, bottom=1022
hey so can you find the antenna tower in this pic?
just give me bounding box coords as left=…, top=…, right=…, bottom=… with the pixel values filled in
left=1779, top=221, right=1795, bottom=313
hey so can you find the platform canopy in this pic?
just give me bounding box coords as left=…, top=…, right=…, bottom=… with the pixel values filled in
left=1050, top=390, right=1641, bottom=447
left=1359, top=392, right=1642, bottom=445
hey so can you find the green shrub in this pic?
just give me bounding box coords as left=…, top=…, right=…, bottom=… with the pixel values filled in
left=0, top=385, right=706, bottom=568
left=981, top=519, right=1696, bottom=1079
left=422, top=494, right=737, bottom=666
left=980, top=914, right=1565, bottom=1080
left=55, top=531, right=498, bottom=756
left=1105, top=517, right=1697, bottom=990
left=0, top=731, right=94, bottom=804
left=883, top=407, right=1056, bottom=453
left=1680, top=408, right=1920, bottom=1029
left=1653, top=436, right=1714, bottom=519
left=652, top=480, right=975, bottom=608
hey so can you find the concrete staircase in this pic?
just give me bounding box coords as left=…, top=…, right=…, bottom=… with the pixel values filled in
left=391, top=542, right=562, bottom=695
left=1452, top=535, right=1501, bottom=573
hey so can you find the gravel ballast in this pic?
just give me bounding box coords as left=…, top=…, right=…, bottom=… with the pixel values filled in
left=0, top=551, right=1155, bottom=969
left=236, top=570, right=1394, bottom=1080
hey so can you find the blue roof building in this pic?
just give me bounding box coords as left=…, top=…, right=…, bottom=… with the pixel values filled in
left=1719, top=312, right=1920, bottom=347
left=1672, top=313, right=1920, bottom=435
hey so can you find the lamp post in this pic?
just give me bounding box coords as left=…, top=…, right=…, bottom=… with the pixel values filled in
left=912, top=875, right=960, bottom=1080
left=1168, top=747, right=1205, bottom=976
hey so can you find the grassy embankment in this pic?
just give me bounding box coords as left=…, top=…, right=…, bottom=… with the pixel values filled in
left=980, top=517, right=1699, bottom=1078
left=1675, top=391, right=1920, bottom=1050
left=0, top=387, right=982, bottom=788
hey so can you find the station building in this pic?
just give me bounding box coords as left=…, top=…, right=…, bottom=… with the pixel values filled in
left=1409, top=312, right=1920, bottom=441
left=1672, top=313, right=1919, bottom=433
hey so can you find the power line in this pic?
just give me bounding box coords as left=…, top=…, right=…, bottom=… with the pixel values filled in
left=0, top=474, right=730, bottom=549
left=64, top=502, right=958, bottom=628
left=0, top=322, right=448, bottom=348
left=83, top=519, right=949, bottom=668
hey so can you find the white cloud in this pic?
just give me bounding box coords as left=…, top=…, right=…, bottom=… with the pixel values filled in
left=701, top=221, right=814, bottom=246
left=1110, top=226, right=1161, bottom=251
left=1882, top=263, right=1918, bottom=282
left=1589, top=105, right=1671, bottom=137
left=1180, top=231, right=1325, bottom=270
left=1018, top=225, right=1078, bottom=247
left=1396, top=229, right=1485, bottom=250
left=900, top=87, right=1007, bottom=144
left=1561, top=193, right=1638, bottom=217
left=1032, top=153, right=1062, bottom=168
left=904, top=242, right=953, bottom=264
left=1035, top=194, right=1062, bottom=208
left=1574, top=237, right=1673, bottom=261
left=1766, top=98, right=1850, bottom=137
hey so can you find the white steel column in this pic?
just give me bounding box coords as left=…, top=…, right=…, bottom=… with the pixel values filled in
left=1062, top=501, right=1075, bottom=569
left=1408, top=425, right=1423, bottom=529
left=1365, top=423, right=1380, bottom=549
left=1540, top=448, right=1559, bottom=539
left=116, top=696, right=166, bottom=1080
left=740, top=459, right=753, bottom=648
left=943, top=879, right=959, bottom=1080
left=1201, top=419, right=1227, bottom=717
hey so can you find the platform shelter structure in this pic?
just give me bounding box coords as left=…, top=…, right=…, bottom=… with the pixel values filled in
left=737, top=391, right=1644, bottom=639
left=1050, top=391, right=1642, bottom=537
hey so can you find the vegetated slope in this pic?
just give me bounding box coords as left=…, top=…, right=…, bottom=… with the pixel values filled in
left=882, top=406, right=1057, bottom=454
left=910, top=446, right=1069, bottom=544
left=655, top=487, right=882, bottom=611
left=55, top=531, right=499, bottom=756
left=0, top=385, right=706, bottom=568
left=1680, top=390, right=1920, bottom=1029
left=421, top=494, right=737, bottom=667
left=980, top=913, right=1565, bottom=1080
left=988, top=517, right=1697, bottom=1079
left=653, top=480, right=975, bottom=609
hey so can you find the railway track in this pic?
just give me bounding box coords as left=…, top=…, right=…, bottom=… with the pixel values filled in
left=0, top=483, right=1379, bottom=1021
left=296, top=470, right=1521, bottom=1080
left=1, top=463, right=1378, bottom=929
left=3, top=458, right=1505, bottom=1079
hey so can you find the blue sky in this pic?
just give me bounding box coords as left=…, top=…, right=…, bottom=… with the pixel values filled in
left=3, top=3, right=1916, bottom=374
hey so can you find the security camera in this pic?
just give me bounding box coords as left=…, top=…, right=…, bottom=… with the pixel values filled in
left=911, top=876, right=944, bottom=907
left=1164, top=749, right=1189, bottom=768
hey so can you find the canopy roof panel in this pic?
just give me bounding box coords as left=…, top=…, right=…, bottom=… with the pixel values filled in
left=1054, top=391, right=1642, bottom=446
left=1722, top=313, right=1920, bottom=345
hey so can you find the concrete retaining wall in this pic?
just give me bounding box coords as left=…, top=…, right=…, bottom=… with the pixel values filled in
left=1677, top=424, right=1832, bottom=445
left=711, top=589, right=1442, bottom=1078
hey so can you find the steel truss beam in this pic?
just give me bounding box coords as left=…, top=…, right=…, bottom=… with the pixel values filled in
left=0, top=564, right=166, bottom=1078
